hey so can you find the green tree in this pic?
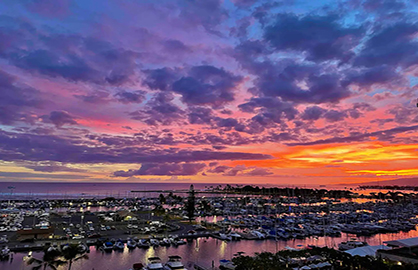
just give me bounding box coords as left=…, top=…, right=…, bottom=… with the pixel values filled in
left=185, top=184, right=195, bottom=222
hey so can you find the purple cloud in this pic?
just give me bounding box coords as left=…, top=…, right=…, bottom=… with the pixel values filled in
left=113, top=162, right=206, bottom=176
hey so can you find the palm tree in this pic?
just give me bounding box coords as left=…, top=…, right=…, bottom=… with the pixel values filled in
left=61, top=244, right=89, bottom=270
left=26, top=249, right=66, bottom=270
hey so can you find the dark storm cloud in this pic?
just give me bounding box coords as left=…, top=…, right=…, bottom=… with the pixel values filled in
left=113, top=162, right=206, bottom=176
left=264, top=14, right=363, bottom=62
left=288, top=124, right=418, bottom=146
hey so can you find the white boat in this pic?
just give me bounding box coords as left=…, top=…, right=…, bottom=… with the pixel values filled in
left=137, top=239, right=150, bottom=248
left=164, top=255, right=188, bottom=270
left=250, top=230, right=265, bottom=239
left=127, top=239, right=137, bottom=249
left=77, top=242, right=89, bottom=253
left=150, top=239, right=160, bottom=247
left=114, top=240, right=125, bottom=250
left=146, top=257, right=164, bottom=270
left=175, top=239, right=186, bottom=245
left=338, top=241, right=368, bottom=251
left=229, top=232, right=242, bottom=240
left=0, top=246, right=10, bottom=259
left=160, top=238, right=171, bottom=246
left=219, top=233, right=232, bottom=241
left=101, top=241, right=114, bottom=252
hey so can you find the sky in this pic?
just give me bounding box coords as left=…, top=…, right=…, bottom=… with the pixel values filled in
left=0, top=0, right=417, bottom=185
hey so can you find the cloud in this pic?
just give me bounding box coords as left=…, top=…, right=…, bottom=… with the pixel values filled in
left=43, top=111, right=78, bottom=127
left=0, top=171, right=89, bottom=180
left=208, top=165, right=273, bottom=176
left=288, top=124, right=418, bottom=146
left=301, top=106, right=327, bottom=121
left=24, top=162, right=86, bottom=173
left=115, top=90, right=146, bottom=103
left=0, top=129, right=273, bottom=163
left=113, top=162, right=206, bottom=176
left=0, top=70, right=43, bottom=125
left=144, top=65, right=242, bottom=106
left=354, top=22, right=418, bottom=68
left=264, top=13, right=363, bottom=62
left=130, top=92, right=185, bottom=125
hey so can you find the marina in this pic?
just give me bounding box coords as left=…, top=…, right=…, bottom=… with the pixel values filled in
left=1, top=184, right=418, bottom=269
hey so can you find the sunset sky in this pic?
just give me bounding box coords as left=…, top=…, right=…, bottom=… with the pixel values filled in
left=0, top=0, right=417, bottom=185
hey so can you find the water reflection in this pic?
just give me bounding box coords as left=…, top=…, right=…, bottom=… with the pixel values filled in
left=3, top=228, right=418, bottom=270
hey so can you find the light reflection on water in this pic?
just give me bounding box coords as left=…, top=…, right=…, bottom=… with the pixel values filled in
left=3, top=228, right=418, bottom=270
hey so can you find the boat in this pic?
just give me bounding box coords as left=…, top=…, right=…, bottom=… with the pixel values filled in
left=150, top=239, right=160, bottom=247
left=219, top=259, right=236, bottom=270
left=338, top=240, right=368, bottom=251
left=219, top=233, right=232, bottom=241
left=137, top=239, right=150, bottom=248
left=114, top=240, right=125, bottom=250
left=127, top=239, right=137, bottom=249
left=0, top=246, right=10, bottom=260
left=145, top=257, right=164, bottom=270
left=229, top=232, right=242, bottom=240
left=250, top=230, right=265, bottom=239
left=77, top=242, right=89, bottom=253
left=101, top=241, right=114, bottom=252
left=164, top=255, right=188, bottom=270
left=160, top=238, right=171, bottom=246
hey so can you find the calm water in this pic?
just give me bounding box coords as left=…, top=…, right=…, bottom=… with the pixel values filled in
left=0, top=182, right=218, bottom=200
left=2, top=229, right=418, bottom=270
left=0, top=182, right=410, bottom=200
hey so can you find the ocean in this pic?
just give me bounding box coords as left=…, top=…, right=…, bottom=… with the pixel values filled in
left=0, top=182, right=217, bottom=200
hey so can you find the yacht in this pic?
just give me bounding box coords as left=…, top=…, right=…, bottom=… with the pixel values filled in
left=250, top=230, right=265, bottom=239
left=219, top=233, right=232, bottom=241
left=114, top=240, right=125, bottom=250
left=101, top=241, right=114, bottom=252
left=0, top=246, right=10, bottom=260
left=164, top=255, right=188, bottom=270
left=146, top=257, right=164, bottom=270
left=77, top=242, right=89, bottom=253
left=338, top=240, right=368, bottom=251
left=160, top=238, right=171, bottom=246
left=137, top=239, right=150, bottom=248
left=127, top=239, right=137, bottom=249
left=150, top=238, right=160, bottom=247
